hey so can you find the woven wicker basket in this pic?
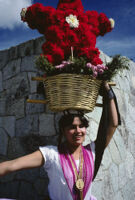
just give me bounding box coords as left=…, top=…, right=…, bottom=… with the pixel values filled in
left=44, top=73, right=102, bottom=112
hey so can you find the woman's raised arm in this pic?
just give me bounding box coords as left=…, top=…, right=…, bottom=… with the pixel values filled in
left=93, top=81, right=121, bottom=179
left=103, top=82, right=118, bottom=147
left=0, top=150, right=44, bottom=177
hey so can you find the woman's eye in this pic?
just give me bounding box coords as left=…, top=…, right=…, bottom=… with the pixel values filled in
left=79, top=124, right=84, bottom=128
left=70, top=125, right=76, bottom=129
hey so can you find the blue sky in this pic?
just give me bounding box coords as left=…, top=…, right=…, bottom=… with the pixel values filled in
left=0, top=0, right=134, bottom=60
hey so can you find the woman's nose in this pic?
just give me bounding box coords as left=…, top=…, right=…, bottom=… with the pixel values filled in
left=76, top=126, right=81, bottom=133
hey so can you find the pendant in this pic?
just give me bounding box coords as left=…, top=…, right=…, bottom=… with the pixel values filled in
left=76, top=179, right=84, bottom=191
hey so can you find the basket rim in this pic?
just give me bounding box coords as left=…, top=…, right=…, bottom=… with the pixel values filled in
left=45, top=73, right=102, bottom=83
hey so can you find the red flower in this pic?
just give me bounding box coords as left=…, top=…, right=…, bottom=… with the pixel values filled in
left=98, top=13, right=112, bottom=36
left=91, top=57, right=103, bottom=65
left=23, top=0, right=114, bottom=66
left=46, top=54, right=54, bottom=64
left=57, top=0, right=84, bottom=12
left=42, top=43, right=64, bottom=65
left=64, top=29, right=79, bottom=47
left=51, top=45, right=64, bottom=65
left=45, top=25, right=65, bottom=42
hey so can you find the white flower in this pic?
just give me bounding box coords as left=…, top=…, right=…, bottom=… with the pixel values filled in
left=20, top=8, right=27, bottom=19
left=65, top=14, right=79, bottom=28
left=109, top=18, right=115, bottom=28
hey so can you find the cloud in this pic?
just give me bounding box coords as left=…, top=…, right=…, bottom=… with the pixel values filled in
left=0, top=0, right=33, bottom=29
left=97, top=37, right=135, bottom=59
left=98, top=37, right=135, bottom=49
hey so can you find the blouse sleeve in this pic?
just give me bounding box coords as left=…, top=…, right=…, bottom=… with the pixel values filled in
left=39, top=145, right=57, bottom=169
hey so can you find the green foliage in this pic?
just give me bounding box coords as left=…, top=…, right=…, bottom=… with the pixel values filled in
left=35, top=54, right=130, bottom=80
left=35, top=55, right=55, bottom=76
left=101, top=55, right=130, bottom=80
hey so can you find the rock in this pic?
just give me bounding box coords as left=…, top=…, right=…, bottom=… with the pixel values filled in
left=118, top=162, right=127, bottom=189
left=40, top=167, right=48, bottom=178
left=18, top=181, right=39, bottom=200
left=34, top=178, right=49, bottom=196
left=26, top=94, right=45, bottom=114
left=34, top=36, right=45, bottom=55
left=0, top=50, right=8, bottom=70
left=109, top=163, right=119, bottom=193
left=91, top=179, right=102, bottom=200
left=0, top=116, right=15, bottom=138
left=39, top=114, right=57, bottom=136
left=101, top=147, right=112, bottom=170
left=3, top=72, right=29, bottom=97
left=113, top=191, right=123, bottom=200
left=99, top=50, right=112, bottom=64
left=0, top=128, right=8, bottom=155
left=21, top=55, right=38, bottom=72
left=15, top=168, right=39, bottom=182
left=83, top=133, right=91, bottom=146
left=15, top=115, right=39, bottom=137
left=0, top=71, right=3, bottom=92
left=8, top=46, right=18, bottom=61
left=17, top=39, right=35, bottom=58
left=27, top=72, right=37, bottom=93
left=0, top=171, right=16, bottom=183
left=7, top=137, right=26, bottom=159
left=108, top=138, right=122, bottom=165
left=0, top=181, right=19, bottom=199
left=6, top=98, right=25, bottom=119
left=113, top=130, right=127, bottom=161
left=125, top=151, right=134, bottom=179
left=87, top=120, right=98, bottom=142
left=124, top=112, right=135, bottom=136
left=3, top=58, right=21, bottom=81
left=86, top=105, right=102, bottom=124
left=0, top=98, right=5, bottom=115
left=102, top=171, right=114, bottom=200
left=121, top=177, right=135, bottom=200
left=128, top=133, right=135, bottom=159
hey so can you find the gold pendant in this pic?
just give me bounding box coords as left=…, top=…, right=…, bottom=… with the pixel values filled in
left=76, top=179, right=84, bottom=191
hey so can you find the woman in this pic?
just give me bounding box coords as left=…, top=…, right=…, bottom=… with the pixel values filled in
left=0, top=82, right=120, bottom=200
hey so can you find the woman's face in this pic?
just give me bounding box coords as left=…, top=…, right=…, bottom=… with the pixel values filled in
left=63, top=117, right=86, bottom=146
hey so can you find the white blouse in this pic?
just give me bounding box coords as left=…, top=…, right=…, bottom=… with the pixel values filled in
left=39, top=142, right=95, bottom=200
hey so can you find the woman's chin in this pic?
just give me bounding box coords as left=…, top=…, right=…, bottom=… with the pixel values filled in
left=73, top=139, right=84, bottom=146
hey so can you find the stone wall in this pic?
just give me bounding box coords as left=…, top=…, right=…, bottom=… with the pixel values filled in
left=0, top=37, right=135, bottom=200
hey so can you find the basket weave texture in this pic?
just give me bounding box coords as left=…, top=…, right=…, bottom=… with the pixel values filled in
left=44, top=73, right=102, bottom=112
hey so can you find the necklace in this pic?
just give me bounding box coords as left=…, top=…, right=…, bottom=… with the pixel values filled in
left=68, top=147, right=84, bottom=200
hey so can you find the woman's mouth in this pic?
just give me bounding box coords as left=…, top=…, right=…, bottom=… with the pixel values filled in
left=74, top=135, right=83, bottom=140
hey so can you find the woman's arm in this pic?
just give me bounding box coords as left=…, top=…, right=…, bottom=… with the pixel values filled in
left=0, top=150, right=44, bottom=177
left=93, top=82, right=120, bottom=179
left=104, top=82, right=118, bottom=147
left=95, top=82, right=119, bottom=148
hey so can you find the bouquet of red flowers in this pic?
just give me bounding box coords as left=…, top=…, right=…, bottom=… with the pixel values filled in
left=21, top=0, right=116, bottom=79
left=21, top=0, right=129, bottom=111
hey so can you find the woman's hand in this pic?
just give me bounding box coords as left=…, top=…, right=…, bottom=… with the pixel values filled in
left=99, top=81, right=110, bottom=96
left=103, top=81, right=111, bottom=91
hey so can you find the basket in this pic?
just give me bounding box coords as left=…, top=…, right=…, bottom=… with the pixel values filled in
left=44, top=73, right=102, bottom=112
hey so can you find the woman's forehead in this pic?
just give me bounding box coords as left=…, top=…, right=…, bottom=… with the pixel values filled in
left=72, top=117, right=82, bottom=124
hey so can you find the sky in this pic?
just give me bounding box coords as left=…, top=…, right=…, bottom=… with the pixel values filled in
left=0, top=0, right=134, bottom=60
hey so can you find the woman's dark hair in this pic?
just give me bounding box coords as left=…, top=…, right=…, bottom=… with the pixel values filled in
left=58, top=113, right=89, bottom=150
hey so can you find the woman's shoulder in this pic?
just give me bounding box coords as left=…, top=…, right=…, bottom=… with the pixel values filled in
left=39, top=145, right=59, bottom=167
left=84, top=141, right=95, bottom=152
left=39, top=145, right=58, bottom=154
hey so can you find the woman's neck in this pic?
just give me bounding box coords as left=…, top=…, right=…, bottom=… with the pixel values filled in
left=66, top=143, right=82, bottom=160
